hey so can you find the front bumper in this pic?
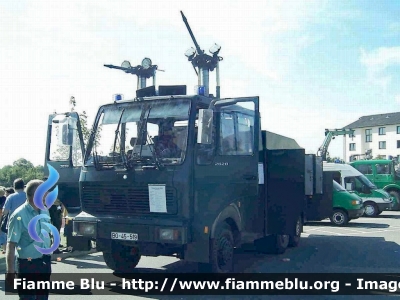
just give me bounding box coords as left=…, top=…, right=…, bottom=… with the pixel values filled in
left=377, top=202, right=392, bottom=212
left=348, top=207, right=365, bottom=219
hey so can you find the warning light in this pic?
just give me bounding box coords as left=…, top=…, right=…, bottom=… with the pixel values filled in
left=113, top=94, right=124, bottom=102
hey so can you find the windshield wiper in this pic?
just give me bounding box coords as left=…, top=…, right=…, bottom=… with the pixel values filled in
left=112, top=108, right=127, bottom=167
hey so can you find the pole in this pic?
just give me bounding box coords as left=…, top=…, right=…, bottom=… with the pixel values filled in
left=216, top=61, right=220, bottom=98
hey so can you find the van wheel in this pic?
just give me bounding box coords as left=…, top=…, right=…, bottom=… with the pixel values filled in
left=389, top=191, right=400, bottom=210
left=363, top=202, right=378, bottom=217
left=209, top=222, right=234, bottom=273
left=330, top=209, right=349, bottom=226
left=289, top=216, right=302, bottom=247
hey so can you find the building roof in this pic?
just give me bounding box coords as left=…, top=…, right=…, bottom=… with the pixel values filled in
left=344, top=112, right=400, bottom=129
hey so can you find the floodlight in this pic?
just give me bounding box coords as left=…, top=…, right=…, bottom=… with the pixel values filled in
left=185, top=47, right=196, bottom=60
left=121, top=60, right=131, bottom=68
left=209, top=43, right=221, bottom=55
left=141, top=58, right=152, bottom=69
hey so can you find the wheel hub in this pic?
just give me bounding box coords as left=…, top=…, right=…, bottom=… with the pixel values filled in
left=218, top=237, right=233, bottom=267
left=365, top=205, right=375, bottom=215
left=333, top=212, right=344, bottom=224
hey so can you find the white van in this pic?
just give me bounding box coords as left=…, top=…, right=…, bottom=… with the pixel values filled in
left=323, top=162, right=394, bottom=217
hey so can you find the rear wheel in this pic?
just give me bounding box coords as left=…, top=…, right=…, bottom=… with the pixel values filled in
left=363, top=202, right=378, bottom=217
left=330, top=209, right=349, bottom=226
left=289, top=216, right=302, bottom=247
left=255, top=234, right=289, bottom=254
left=103, top=245, right=141, bottom=273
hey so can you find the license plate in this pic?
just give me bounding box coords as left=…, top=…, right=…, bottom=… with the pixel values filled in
left=111, top=232, right=138, bottom=241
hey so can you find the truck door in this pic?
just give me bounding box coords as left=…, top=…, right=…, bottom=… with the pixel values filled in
left=44, top=112, right=85, bottom=211
left=194, top=97, right=262, bottom=243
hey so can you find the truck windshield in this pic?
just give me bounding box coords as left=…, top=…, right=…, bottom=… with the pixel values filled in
left=85, top=99, right=191, bottom=168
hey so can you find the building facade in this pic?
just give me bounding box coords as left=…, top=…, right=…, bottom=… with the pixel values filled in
left=343, top=112, right=400, bottom=162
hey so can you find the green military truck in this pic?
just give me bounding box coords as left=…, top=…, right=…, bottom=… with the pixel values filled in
left=350, top=159, right=400, bottom=210
left=70, top=12, right=329, bottom=273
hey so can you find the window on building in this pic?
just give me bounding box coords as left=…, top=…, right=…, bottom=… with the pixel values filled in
left=365, top=129, right=372, bottom=142
left=349, top=143, right=356, bottom=151
left=379, top=141, right=386, bottom=149
left=398, top=140, right=400, bottom=148
left=379, top=127, right=386, bottom=135
left=397, top=126, right=400, bottom=134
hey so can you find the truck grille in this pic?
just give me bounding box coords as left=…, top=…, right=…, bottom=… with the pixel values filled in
left=81, top=183, right=177, bottom=215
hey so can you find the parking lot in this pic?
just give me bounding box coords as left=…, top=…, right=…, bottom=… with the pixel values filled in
left=2, top=211, right=400, bottom=299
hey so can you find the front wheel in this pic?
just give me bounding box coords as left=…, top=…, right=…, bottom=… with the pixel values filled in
left=103, top=245, right=141, bottom=273
left=330, top=209, right=349, bottom=226
left=389, top=191, right=400, bottom=210
left=363, top=202, right=378, bottom=217
left=209, top=222, right=234, bottom=273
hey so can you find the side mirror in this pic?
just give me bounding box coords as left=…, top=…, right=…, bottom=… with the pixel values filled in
left=197, top=109, right=213, bottom=144
left=61, top=124, right=74, bottom=145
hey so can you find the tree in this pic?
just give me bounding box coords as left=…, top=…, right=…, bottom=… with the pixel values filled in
left=0, top=159, right=44, bottom=187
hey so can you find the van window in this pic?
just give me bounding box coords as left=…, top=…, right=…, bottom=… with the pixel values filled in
left=354, top=164, right=372, bottom=175
left=332, top=171, right=341, bottom=184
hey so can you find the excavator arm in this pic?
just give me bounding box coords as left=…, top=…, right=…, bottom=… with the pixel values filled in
left=317, top=128, right=354, bottom=161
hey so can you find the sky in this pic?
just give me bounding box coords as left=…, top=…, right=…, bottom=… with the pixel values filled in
left=0, top=0, right=399, bottom=167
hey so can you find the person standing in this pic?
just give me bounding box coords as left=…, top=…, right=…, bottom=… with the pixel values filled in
left=0, top=187, right=6, bottom=254
left=6, top=179, right=53, bottom=300
left=3, top=178, right=26, bottom=218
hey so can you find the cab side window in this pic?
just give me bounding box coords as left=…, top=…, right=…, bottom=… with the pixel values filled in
left=376, top=164, right=390, bottom=174
left=218, top=111, right=254, bottom=156
left=354, top=164, right=372, bottom=175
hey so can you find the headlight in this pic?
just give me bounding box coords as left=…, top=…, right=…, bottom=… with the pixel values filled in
left=73, top=222, right=96, bottom=236
left=158, top=228, right=180, bottom=241
left=352, top=200, right=361, bottom=205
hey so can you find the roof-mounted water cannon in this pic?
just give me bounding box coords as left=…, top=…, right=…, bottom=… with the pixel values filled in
left=181, top=11, right=223, bottom=98
left=104, top=57, right=160, bottom=92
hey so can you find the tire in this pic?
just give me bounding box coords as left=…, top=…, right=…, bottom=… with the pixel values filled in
left=389, top=191, right=400, bottom=210
left=330, top=209, right=349, bottom=226
left=103, top=245, right=141, bottom=273
left=376, top=210, right=383, bottom=215
left=209, top=222, right=234, bottom=273
left=289, top=216, right=302, bottom=248
left=363, top=202, right=378, bottom=217
left=255, top=234, right=289, bottom=254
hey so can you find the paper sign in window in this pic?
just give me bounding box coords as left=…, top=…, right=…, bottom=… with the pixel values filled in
left=148, top=184, right=167, bottom=213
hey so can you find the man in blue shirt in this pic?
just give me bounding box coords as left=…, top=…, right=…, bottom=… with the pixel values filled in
left=5, top=179, right=53, bottom=300
left=3, top=178, right=26, bottom=217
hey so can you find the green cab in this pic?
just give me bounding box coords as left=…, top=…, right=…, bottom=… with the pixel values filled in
left=350, top=159, right=400, bottom=210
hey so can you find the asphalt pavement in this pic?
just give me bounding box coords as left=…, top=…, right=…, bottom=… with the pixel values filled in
left=2, top=211, right=400, bottom=299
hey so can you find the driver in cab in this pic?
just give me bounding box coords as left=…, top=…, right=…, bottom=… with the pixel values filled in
left=156, top=127, right=181, bottom=158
